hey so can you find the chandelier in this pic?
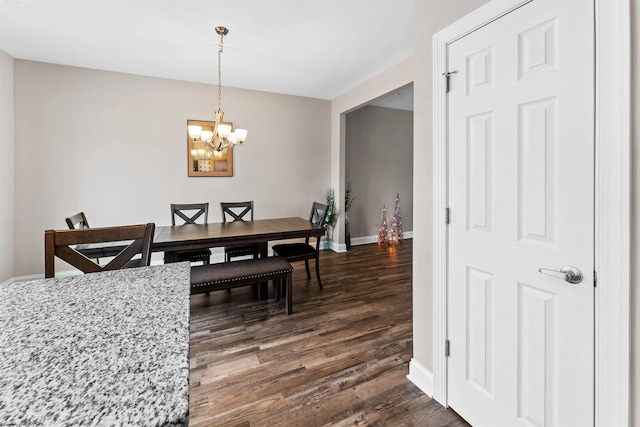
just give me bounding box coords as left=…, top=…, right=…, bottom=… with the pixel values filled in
left=188, top=26, right=247, bottom=159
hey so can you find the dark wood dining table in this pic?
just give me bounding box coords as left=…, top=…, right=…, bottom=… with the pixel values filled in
left=75, top=217, right=325, bottom=260
left=154, top=217, right=325, bottom=260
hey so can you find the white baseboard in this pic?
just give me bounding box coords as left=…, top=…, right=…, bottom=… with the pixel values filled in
left=351, top=235, right=379, bottom=246
left=351, top=231, right=413, bottom=248
left=322, top=232, right=413, bottom=253
left=407, top=358, right=434, bottom=398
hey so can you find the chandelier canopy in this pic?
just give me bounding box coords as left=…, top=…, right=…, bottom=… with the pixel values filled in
left=188, top=26, right=247, bottom=159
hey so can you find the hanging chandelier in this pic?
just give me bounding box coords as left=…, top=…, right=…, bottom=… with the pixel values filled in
left=188, top=26, right=247, bottom=158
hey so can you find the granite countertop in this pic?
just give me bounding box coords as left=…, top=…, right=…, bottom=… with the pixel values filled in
left=0, top=263, right=191, bottom=426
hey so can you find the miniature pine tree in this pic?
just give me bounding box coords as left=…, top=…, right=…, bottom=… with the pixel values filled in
left=390, top=193, right=403, bottom=246
left=378, top=204, right=389, bottom=246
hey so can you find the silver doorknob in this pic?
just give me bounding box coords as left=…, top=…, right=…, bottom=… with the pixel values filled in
left=538, top=266, right=583, bottom=284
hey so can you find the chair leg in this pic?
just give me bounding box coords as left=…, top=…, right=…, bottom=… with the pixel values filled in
left=315, top=257, right=323, bottom=290
left=285, top=271, right=293, bottom=315
left=304, top=259, right=311, bottom=279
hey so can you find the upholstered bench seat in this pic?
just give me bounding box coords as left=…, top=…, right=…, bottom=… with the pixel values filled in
left=190, top=257, right=294, bottom=314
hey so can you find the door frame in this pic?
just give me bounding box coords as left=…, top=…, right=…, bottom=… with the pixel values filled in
left=431, top=0, right=631, bottom=425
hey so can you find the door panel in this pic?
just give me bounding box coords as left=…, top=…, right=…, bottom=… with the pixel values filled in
left=447, top=1, right=594, bottom=426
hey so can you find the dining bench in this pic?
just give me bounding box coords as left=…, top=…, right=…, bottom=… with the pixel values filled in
left=190, top=257, right=294, bottom=315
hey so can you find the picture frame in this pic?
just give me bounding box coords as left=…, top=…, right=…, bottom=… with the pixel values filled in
left=187, top=119, right=233, bottom=177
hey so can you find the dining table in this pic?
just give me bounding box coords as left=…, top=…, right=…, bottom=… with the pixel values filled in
left=74, top=217, right=325, bottom=261
left=154, top=216, right=325, bottom=260
left=0, top=262, right=191, bottom=425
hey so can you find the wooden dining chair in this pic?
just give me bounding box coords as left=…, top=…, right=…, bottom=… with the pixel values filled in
left=44, top=223, right=155, bottom=278
left=65, top=211, right=129, bottom=262
left=271, top=201, right=329, bottom=289
left=167, top=203, right=211, bottom=265
left=220, top=201, right=260, bottom=262
left=65, top=212, right=90, bottom=230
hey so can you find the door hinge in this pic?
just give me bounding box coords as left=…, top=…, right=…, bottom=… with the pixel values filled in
left=594, top=271, right=597, bottom=287
left=445, top=339, right=450, bottom=357
left=445, top=208, right=450, bottom=225
left=443, top=71, right=457, bottom=93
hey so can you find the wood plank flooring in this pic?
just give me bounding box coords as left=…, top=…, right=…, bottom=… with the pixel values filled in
left=189, top=241, right=469, bottom=426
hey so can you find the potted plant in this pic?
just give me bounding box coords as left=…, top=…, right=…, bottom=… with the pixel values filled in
left=323, top=188, right=336, bottom=250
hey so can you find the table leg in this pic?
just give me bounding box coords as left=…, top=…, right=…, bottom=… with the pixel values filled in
left=257, top=242, right=269, bottom=300
left=164, top=251, right=178, bottom=263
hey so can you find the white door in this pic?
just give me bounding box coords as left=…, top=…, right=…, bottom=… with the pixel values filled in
left=446, top=1, right=594, bottom=426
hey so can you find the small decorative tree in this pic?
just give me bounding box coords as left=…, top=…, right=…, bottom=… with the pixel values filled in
left=390, top=193, right=403, bottom=246
left=378, top=204, right=389, bottom=246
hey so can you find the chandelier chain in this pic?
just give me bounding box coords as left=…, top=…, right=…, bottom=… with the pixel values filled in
left=217, top=31, right=223, bottom=112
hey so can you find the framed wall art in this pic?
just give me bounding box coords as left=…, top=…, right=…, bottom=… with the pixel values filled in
left=187, top=119, right=233, bottom=177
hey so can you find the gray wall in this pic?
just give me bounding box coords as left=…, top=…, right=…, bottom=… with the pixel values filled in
left=0, top=49, right=14, bottom=283
left=345, top=105, right=413, bottom=239
left=11, top=60, right=331, bottom=277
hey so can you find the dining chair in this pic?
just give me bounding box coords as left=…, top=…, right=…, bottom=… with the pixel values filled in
left=220, top=201, right=259, bottom=262
left=44, top=223, right=155, bottom=278
left=65, top=211, right=129, bottom=262
left=167, top=203, right=212, bottom=265
left=271, top=201, right=329, bottom=289
left=65, top=212, right=90, bottom=230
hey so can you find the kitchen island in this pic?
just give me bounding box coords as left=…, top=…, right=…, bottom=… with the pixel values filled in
left=0, top=262, right=191, bottom=426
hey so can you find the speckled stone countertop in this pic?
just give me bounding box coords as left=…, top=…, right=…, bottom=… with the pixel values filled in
left=0, top=263, right=191, bottom=426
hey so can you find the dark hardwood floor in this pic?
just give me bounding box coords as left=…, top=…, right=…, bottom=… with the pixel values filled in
left=189, top=241, right=469, bottom=427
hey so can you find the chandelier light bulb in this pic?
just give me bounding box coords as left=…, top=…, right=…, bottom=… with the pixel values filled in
left=217, top=124, right=232, bottom=138
left=200, top=130, right=214, bottom=143
left=188, top=125, right=202, bottom=141
left=234, top=129, right=247, bottom=143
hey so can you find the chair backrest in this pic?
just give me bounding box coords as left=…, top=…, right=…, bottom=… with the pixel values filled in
left=309, top=201, right=329, bottom=227
left=171, top=203, right=209, bottom=225
left=305, top=202, right=329, bottom=248
left=66, top=212, right=90, bottom=229
left=220, top=201, right=254, bottom=223
left=44, top=223, right=155, bottom=278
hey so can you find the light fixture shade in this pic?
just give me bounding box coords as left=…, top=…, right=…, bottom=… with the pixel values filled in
left=227, top=133, right=238, bottom=144
left=234, top=129, right=247, bottom=142
left=213, top=149, right=223, bottom=158
left=201, top=130, right=214, bottom=143
left=188, top=125, right=202, bottom=141
left=218, top=124, right=232, bottom=138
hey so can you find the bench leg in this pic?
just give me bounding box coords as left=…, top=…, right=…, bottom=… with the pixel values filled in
left=257, top=282, right=269, bottom=300
left=275, top=278, right=281, bottom=301
left=286, top=271, right=293, bottom=315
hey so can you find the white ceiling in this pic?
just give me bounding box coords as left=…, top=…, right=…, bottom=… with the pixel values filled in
left=0, top=0, right=413, bottom=101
